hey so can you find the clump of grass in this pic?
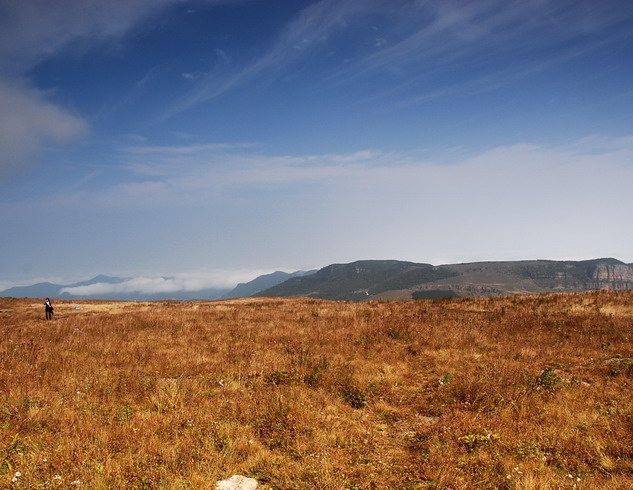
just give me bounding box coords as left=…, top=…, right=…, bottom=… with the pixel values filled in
left=303, top=365, right=323, bottom=388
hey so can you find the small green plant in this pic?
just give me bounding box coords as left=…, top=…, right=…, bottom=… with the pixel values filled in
left=536, top=367, right=561, bottom=391
left=264, top=370, right=292, bottom=385
left=355, top=334, right=378, bottom=347
left=303, top=366, right=322, bottom=387
left=385, top=327, right=410, bottom=341
left=116, top=404, right=134, bottom=422
left=596, top=400, right=621, bottom=417
left=458, top=431, right=499, bottom=451
left=339, top=383, right=368, bottom=409
left=607, top=357, right=632, bottom=377
left=576, top=420, right=590, bottom=432
left=303, top=356, right=329, bottom=387
left=0, top=433, right=25, bottom=475
left=516, top=440, right=547, bottom=460
left=438, top=373, right=454, bottom=386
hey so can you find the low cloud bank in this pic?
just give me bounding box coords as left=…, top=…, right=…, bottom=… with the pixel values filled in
left=60, top=269, right=276, bottom=296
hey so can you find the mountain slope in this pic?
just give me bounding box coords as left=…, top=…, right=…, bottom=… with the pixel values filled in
left=255, top=258, right=633, bottom=301
left=69, top=275, right=126, bottom=288
left=0, top=282, right=65, bottom=299
left=254, top=260, right=459, bottom=301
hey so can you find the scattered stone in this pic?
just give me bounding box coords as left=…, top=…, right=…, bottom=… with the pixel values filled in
left=216, top=475, right=258, bottom=490
left=604, top=357, right=632, bottom=375
left=417, top=414, right=440, bottom=425
left=604, top=357, right=632, bottom=364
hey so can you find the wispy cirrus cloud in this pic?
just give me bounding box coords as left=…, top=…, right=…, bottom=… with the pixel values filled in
left=164, top=0, right=633, bottom=118
left=161, top=0, right=385, bottom=119
left=120, top=144, right=397, bottom=193
left=325, top=0, right=633, bottom=107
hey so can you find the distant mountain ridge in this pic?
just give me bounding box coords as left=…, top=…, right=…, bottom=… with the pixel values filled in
left=0, top=275, right=126, bottom=300
left=0, top=271, right=313, bottom=301
left=3, top=259, right=632, bottom=301
left=254, top=258, right=633, bottom=301
left=255, top=260, right=457, bottom=301
left=222, top=270, right=316, bottom=299
left=0, top=275, right=228, bottom=301
left=0, top=282, right=67, bottom=299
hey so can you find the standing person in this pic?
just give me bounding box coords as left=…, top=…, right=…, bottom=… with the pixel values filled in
left=44, top=298, right=54, bottom=320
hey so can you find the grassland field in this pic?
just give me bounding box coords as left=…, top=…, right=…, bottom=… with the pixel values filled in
left=1, top=291, right=632, bottom=489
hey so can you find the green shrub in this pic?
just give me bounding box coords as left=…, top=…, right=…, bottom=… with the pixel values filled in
left=339, top=383, right=368, bottom=409
left=264, top=370, right=292, bottom=386
left=536, top=367, right=561, bottom=391
left=458, top=431, right=499, bottom=451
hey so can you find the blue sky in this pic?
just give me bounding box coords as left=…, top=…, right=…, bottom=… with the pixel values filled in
left=1, top=0, right=633, bottom=293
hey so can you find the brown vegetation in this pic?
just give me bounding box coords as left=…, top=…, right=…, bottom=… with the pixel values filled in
left=1, top=292, right=632, bottom=488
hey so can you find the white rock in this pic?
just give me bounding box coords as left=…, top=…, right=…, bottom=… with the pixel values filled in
left=216, top=475, right=258, bottom=490
left=417, top=414, right=440, bottom=424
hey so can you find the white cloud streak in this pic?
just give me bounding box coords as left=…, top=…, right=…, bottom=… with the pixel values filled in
left=325, top=0, right=633, bottom=106
left=162, top=0, right=384, bottom=118
left=165, top=0, right=633, bottom=117
left=41, top=136, right=633, bottom=242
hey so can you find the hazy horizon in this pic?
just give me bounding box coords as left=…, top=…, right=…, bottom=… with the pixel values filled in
left=2, top=1, right=633, bottom=290
left=2, top=255, right=631, bottom=296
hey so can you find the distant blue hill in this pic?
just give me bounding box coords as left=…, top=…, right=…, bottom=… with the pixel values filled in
left=69, top=275, right=126, bottom=287
left=0, top=282, right=66, bottom=299
left=223, top=270, right=316, bottom=299
left=0, top=275, right=229, bottom=301
left=0, top=270, right=321, bottom=301
left=0, top=275, right=127, bottom=299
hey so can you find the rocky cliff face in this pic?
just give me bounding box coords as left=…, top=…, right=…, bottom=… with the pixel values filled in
left=589, top=263, right=633, bottom=290
left=591, top=263, right=633, bottom=282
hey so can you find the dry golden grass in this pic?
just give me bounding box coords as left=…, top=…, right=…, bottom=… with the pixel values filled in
left=1, top=291, right=632, bottom=488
